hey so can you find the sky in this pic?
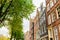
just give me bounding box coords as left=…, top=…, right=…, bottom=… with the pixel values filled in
left=0, top=0, right=45, bottom=37
left=0, top=26, right=9, bottom=37
left=23, top=0, right=45, bottom=33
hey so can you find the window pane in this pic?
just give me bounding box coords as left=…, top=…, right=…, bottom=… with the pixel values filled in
left=51, top=13, right=56, bottom=22
left=47, top=4, right=50, bottom=11
left=53, top=27, right=58, bottom=40
left=50, top=0, right=53, bottom=8
left=48, top=15, right=51, bottom=25
left=57, top=6, right=60, bottom=19
left=54, top=0, right=58, bottom=3
left=58, top=24, right=60, bottom=32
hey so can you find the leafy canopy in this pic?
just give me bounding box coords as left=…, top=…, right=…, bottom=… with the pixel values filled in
left=0, top=0, right=35, bottom=40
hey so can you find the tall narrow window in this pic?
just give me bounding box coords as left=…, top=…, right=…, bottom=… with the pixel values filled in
left=42, top=24, right=44, bottom=34
left=51, top=13, right=56, bottom=22
left=54, top=0, right=58, bottom=3
left=50, top=29, right=52, bottom=37
left=56, top=0, right=58, bottom=2
left=57, top=6, right=60, bottom=19
left=47, top=4, right=50, bottom=11
left=49, top=29, right=53, bottom=40
left=43, top=25, right=45, bottom=33
left=44, top=24, right=46, bottom=33
left=48, top=15, right=51, bottom=25
left=54, top=0, right=56, bottom=3
left=58, top=24, right=60, bottom=32
left=50, top=0, right=53, bottom=8
left=32, top=22, right=34, bottom=40
left=53, top=27, right=58, bottom=40
left=40, top=26, right=42, bottom=35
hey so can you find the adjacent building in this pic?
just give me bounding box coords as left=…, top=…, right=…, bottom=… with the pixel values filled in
left=29, top=9, right=40, bottom=40
left=34, top=9, right=40, bottom=40
left=29, top=18, right=34, bottom=40
left=24, top=31, right=30, bottom=40
left=46, top=0, right=60, bottom=40
left=39, top=3, right=48, bottom=40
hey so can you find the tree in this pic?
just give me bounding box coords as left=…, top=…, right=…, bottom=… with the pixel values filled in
left=0, top=0, right=34, bottom=23
left=0, top=0, right=35, bottom=40
left=8, top=14, right=23, bottom=40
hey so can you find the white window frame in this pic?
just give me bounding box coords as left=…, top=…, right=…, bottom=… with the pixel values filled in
left=47, top=4, right=50, bottom=11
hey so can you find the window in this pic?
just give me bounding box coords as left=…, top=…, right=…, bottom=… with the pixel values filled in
left=32, top=22, right=34, bottom=27
left=51, top=13, right=56, bottom=22
left=57, top=6, right=60, bottom=19
left=42, top=24, right=44, bottom=34
left=40, top=26, right=42, bottom=35
left=50, top=38, right=53, bottom=40
left=48, top=15, right=51, bottom=25
left=40, top=29, right=42, bottom=35
left=44, top=14, right=45, bottom=21
left=43, top=25, right=45, bottom=33
left=36, top=31, right=40, bottom=40
left=58, top=24, right=60, bottom=32
left=54, top=0, right=58, bottom=3
left=53, top=27, right=58, bottom=40
left=47, top=4, right=50, bottom=11
left=49, top=29, right=53, bottom=40
left=50, top=0, right=54, bottom=8
left=50, top=29, right=52, bottom=37
left=43, top=14, right=45, bottom=21
left=44, top=24, right=46, bottom=33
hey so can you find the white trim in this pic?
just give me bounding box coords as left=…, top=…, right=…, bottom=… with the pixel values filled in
left=40, top=35, right=48, bottom=39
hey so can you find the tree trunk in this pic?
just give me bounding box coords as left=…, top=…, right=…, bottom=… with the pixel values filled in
left=10, top=30, right=13, bottom=40
left=10, top=26, right=13, bottom=40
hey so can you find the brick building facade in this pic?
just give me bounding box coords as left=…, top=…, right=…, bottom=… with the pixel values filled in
left=29, top=9, right=40, bottom=40
left=46, top=0, right=60, bottom=40
left=34, top=9, right=40, bottom=40
left=29, top=18, right=34, bottom=40
left=24, top=31, right=30, bottom=40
